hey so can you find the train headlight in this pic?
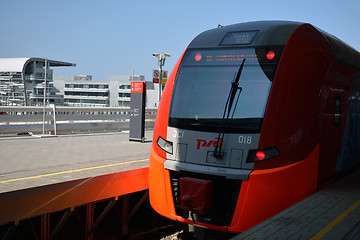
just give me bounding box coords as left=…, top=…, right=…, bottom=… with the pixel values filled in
left=246, top=147, right=280, bottom=163
left=157, top=136, right=173, bottom=154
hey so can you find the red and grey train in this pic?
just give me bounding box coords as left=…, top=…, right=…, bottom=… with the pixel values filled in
left=149, top=21, right=360, bottom=233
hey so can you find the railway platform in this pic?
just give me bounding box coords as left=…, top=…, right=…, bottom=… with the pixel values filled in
left=0, top=131, right=153, bottom=239
left=0, top=131, right=152, bottom=194
left=233, top=168, right=360, bottom=240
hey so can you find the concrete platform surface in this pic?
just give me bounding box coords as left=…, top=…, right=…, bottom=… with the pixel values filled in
left=232, top=168, right=360, bottom=240
left=0, top=131, right=152, bottom=193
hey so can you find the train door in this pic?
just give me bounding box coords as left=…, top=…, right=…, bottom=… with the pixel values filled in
left=336, top=73, right=360, bottom=171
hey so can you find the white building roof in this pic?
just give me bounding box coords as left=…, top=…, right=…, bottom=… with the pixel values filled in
left=0, top=58, right=76, bottom=72
left=0, top=58, right=30, bottom=72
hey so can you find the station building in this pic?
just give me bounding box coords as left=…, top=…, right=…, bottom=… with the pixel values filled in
left=53, top=75, right=158, bottom=108
left=0, top=58, right=159, bottom=108
left=0, top=58, right=75, bottom=106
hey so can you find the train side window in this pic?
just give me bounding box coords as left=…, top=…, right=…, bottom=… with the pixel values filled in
left=334, top=95, right=341, bottom=127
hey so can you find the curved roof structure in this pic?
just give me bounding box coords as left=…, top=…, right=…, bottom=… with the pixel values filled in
left=0, top=58, right=76, bottom=72
left=0, top=58, right=76, bottom=106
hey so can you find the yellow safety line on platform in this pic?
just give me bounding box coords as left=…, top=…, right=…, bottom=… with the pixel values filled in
left=0, top=159, right=149, bottom=184
left=310, top=198, right=360, bottom=240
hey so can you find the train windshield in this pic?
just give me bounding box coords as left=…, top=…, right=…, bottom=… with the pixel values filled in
left=169, top=48, right=274, bottom=133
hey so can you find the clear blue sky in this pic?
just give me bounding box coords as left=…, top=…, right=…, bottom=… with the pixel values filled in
left=1, top=0, right=359, bottom=81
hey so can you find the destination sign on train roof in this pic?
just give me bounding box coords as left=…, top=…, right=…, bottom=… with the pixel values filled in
left=220, top=31, right=258, bottom=45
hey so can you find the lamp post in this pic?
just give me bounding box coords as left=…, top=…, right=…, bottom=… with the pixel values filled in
left=153, top=52, right=170, bottom=103
left=42, top=58, right=48, bottom=135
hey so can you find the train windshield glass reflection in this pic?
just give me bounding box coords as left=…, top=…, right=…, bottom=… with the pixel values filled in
left=169, top=48, right=273, bottom=133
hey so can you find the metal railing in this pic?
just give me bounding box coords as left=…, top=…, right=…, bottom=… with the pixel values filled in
left=0, top=106, right=157, bottom=134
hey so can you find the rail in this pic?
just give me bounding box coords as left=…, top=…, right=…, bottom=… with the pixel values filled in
left=0, top=106, right=157, bottom=134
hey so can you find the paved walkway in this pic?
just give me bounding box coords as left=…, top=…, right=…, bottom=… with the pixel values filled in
left=0, top=131, right=153, bottom=193
left=232, top=168, right=360, bottom=240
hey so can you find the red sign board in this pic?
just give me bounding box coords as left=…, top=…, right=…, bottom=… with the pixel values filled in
left=153, top=69, right=160, bottom=83
left=131, top=82, right=145, bottom=93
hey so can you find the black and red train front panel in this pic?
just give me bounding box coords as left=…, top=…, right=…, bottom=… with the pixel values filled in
left=149, top=21, right=360, bottom=233
left=162, top=47, right=276, bottom=227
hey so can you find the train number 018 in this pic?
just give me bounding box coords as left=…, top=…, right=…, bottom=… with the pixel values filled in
left=238, top=136, right=252, bottom=144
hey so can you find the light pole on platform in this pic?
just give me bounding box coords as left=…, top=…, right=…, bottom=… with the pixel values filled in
left=153, top=52, right=170, bottom=103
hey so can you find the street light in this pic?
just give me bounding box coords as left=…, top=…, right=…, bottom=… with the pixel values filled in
left=153, top=52, right=171, bottom=103
left=42, top=58, right=48, bottom=135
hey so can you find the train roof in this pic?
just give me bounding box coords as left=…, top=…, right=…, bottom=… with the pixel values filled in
left=189, top=21, right=360, bottom=69
left=188, top=21, right=302, bottom=48
left=318, top=30, right=360, bottom=69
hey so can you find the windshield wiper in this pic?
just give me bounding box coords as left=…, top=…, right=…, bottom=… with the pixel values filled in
left=213, top=59, right=245, bottom=158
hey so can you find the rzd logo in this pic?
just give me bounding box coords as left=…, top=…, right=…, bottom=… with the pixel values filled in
left=196, top=138, right=222, bottom=150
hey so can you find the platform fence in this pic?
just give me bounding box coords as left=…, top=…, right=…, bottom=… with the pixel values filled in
left=0, top=106, right=156, bottom=134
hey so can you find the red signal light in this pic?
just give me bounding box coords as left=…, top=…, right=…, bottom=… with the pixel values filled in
left=246, top=147, right=280, bottom=163
left=266, top=50, right=275, bottom=60
left=256, top=151, right=266, bottom=161
left=195, top=53, right=202, bottom=61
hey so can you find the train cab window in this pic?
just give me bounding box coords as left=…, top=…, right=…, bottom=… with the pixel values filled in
left=169, top=48, right=275, bottom=133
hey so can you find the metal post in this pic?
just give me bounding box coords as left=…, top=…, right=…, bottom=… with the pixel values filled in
left=159, top=62, right=162, bottom=103
left=121, top=195, right=129, bottom=236
left=41, top=213, right=50, bottom=240
left=52, top=104, right=57, bottom=135
left=86, top=202, right=94, bottom=240
left=42, top=58, right=47, bottom=135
